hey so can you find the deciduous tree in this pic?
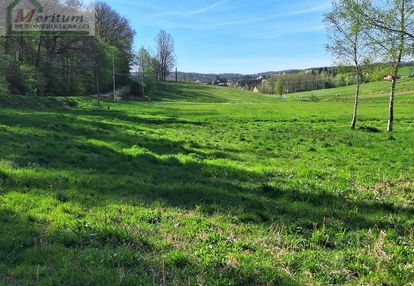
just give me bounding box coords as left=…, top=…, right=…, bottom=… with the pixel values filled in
left=351, top=0, right=414, bottom=132
left=155, top=30, right=176, bottom=81
left=137, top=46, right=151, bottom=96
left=324, top=0, right=371, bottom=130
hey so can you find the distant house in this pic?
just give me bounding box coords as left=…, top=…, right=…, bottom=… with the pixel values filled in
left=384, top=74, right=401, bottom=81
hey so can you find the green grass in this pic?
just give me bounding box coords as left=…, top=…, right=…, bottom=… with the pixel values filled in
left=1, top=80, right=414, bottom=285
left=399, top=66, right=414, bottom=78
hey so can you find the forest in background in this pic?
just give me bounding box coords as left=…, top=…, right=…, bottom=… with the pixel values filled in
left=0, top=1, right=134, bottom=97
left=259, top=63, right=414, bottom=95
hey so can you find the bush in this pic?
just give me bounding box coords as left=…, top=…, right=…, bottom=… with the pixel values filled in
left=0, top=57, right=9, bottom=93
left=5, top=63, right=46, bottom=96
left=333, top=73, right=354, bottom=86
left=118, top=81, right=143, bottom=99
left=0, top=74, right=8, bottom=94
left=260, top=80, right=275, bottom=94
left=309, top=94, right=320, bottom=102
left=21, top=65, right=46, bottom=96
left=366, top=65, right=392, bottom=82
left=130, top=81, right=142, bottom=96
left=5, top=63, right=27, bottom=94
left=117, top=86, right=130, bottom=99
left=41, top=62, right=70, bottom=96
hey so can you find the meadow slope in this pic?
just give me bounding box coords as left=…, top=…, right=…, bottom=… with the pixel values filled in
left=0, top=80, right=414, bottom=285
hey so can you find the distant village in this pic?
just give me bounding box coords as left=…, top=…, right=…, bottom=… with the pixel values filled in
left=165, top=70, right=299, bottom=90
left=165, top=67, right=338, bottom=93
left=165, top=63, right=413, bottom=95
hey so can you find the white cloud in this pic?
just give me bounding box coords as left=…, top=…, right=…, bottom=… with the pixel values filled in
left=250, top=25, right=325, bottom=39
left=185, top=0, right=227, bottom=16
left=282, top=2, right=330, bottom=16
left=147, top=0, right=227, bottom=20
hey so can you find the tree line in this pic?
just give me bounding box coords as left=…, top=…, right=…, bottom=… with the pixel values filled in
left=258, top=62, right=413, bottom=96
left=0, top=1, right=134, bottom=97
left=0, top=0, right=176, bottom=98
left=260, top=68, right=351, bottom=95
left=325, top=0, right=414, bottom=132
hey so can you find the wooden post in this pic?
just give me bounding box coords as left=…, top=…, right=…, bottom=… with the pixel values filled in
left=112, top=52, right=116, bottom=102
left=96, top=63, right=100, bottom=106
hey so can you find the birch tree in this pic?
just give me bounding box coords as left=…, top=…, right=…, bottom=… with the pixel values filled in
left=324, top=0, right=371, bottom=130
left=137, top=46, right=151, bottom=96
left=354, top=0, right=414, bottom=132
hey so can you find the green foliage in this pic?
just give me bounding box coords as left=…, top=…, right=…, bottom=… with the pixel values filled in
left=308, top=94, right=321, bottom=102
left=129, top=81, right=142, bottom=96
left=22, top=65, right=47, bottom=96
left=0, top=1, right=135, bottom=97
left=366, top=64, right=393, bottom=82
left=259, top=65, right=413, bottom=96
left=3, top=62, right=46, bottom=96
left=118, top=81, right=143, bottom=99
left=275, top=78, right=284, bottom=95
left=261, top=70, right=338, bottom=95
left=136, top=46, right=160, bottom=95
left=0, top=57, right=9, bottom=94
left=260, top=79, right=275, bottom=94
left=333, top=73, right=355, bottom=86
left=0, top=74, right=8, bottom=94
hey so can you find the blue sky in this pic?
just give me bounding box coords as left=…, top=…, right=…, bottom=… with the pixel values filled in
left=103, top=0, right=332, bottom=74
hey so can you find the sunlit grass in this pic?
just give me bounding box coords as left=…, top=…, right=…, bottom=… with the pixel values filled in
left=0, top=81, right=413, bottom=285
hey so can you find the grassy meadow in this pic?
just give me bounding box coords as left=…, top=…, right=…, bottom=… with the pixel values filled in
left=0, top=79, right=414, bottom=285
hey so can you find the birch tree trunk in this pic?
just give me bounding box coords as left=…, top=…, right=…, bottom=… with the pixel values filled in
left=351, top=73, right=360, bottom=130
left=387, top=73, right=397, bottom=132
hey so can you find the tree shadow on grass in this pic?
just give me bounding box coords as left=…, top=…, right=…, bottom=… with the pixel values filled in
left=1, top=104, right=413, bottom=285
left=148, top=83, right=230, bottom=103
left=0, top=207, right=211, bottom=285
left=1, top=108, right=412, bottom=233
left=0, top=183, right=299, bottom=285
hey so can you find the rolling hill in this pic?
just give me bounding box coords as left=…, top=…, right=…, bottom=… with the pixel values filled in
left=0, top=80, right=413, bottom=285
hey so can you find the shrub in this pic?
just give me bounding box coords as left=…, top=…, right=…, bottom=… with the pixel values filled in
left=117, top=86, right=131, bottom=99
left=118, top=81, right=143, bottom=99
left=333, top=73, right=354, bottom=86
left=41, top=62, right=70, bottom=96
left=5, top=63, right=46, bottom=96
left=260, top=80, right=275, bottom=94
left=21, top=65, right=46, bottom=96
left=366, top=65, right=392, bottom=82
left=129, top=81, right=142, bottom=96
left=0, top=74, right=8, bottom=94
left=309, top=94, right=320, bottom=102
left=0, top=57, right=9, bottom=93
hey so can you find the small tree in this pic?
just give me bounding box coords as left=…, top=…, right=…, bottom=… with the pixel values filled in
left=137, top=46, right=151, bottom=96
left=324, top=0, right=371, bottom=130
left=275, top=78, right=284, bottom=96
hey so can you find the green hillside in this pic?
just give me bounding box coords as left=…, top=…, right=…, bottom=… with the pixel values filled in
left=1, top=81, right=414, bottom=285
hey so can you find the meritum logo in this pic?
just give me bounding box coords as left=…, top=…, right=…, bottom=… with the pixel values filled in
left=0, top=0, right=95, bottom=36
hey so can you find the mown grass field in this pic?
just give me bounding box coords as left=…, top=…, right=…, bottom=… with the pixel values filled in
left=0, top=79, right=414, bottom=285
